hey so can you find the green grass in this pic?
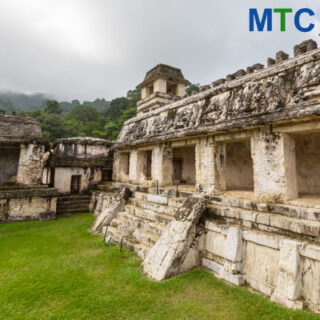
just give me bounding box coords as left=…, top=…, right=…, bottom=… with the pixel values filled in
left=1, top=214, right=320, bottom=320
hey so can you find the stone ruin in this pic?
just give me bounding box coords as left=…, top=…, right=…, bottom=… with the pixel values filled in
left=43, top=137, right=114, bottom=215
left=0, top=113, right=114, bottom=220
left=91, top=39, right=320, bottom=313
left=0, top=112, right=58, bottom=222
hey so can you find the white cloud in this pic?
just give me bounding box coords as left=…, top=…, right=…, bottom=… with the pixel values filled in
left=0, top=0, right=318, bottom=101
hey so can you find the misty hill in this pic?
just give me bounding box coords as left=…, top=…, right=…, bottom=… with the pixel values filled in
left=0, top=91, right=110, bottom=114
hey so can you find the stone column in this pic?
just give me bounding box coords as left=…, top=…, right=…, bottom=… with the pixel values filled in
left=17, top=143, right=45, bottom=185
left=195, top=137, right=214, bottom=193
left=152, top=145, right=162, bottom=185
left=159, top=146, right=174, bottom=187
left=251, top=129, right=298, bottom=202
left=213, top=141, right=227, bottom=194
left=271, top=240, right=303, bottom=309
left=222, top=227, right=245, bottom=285
left=195, top=138, right=226, bottom=194
left=128, top=150, right=138, bottom=184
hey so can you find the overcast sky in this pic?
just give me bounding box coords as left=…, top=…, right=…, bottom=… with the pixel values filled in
left=0, top=0, right=319, bottom=101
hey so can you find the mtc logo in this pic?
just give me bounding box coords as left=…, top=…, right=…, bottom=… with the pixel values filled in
left=249, top=8, right=315, bottom=32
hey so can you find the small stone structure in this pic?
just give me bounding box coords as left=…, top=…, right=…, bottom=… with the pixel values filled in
left=92, top=39, right=320, bottom=313
left=0, top=112, right=58, bottom=222
left=136, top=64, right=190, bottom=116
left=44, top=137, right=113, bottom=194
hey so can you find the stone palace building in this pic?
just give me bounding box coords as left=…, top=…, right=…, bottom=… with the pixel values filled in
left=91, top=39, right=320, bottom=313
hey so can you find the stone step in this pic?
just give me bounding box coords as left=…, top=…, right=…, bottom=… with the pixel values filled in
left=209, top=195, right=320, bottom=222
left=133, top=229, right=159, bottom=247
left=103, top=226, right=150, bottom=259
left=57, top=203, right=89, bottom=210
left=118, top=211, right=142, bottom=228
left=56, top=208, right=89, bottom=214
left=132, top=191, right=169, bottom=205
left=143, top=221, right=165, bottom=237
left=206, top=203, right=320, bottom=238
left=129, top=198, right=177, bottom=216
left=125, top=204, right=175, bottom=224
left=58, top=195, right=91, bottom=201
left=57, top=199, right=90, bottom=206
left=117, top=212, right=165, bottom=237
left=168, top=197, right=186, bottom=208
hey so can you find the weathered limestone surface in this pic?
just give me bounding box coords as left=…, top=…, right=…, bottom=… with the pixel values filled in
left=0, top=194, right=57, bottom=222
left=118, top=49, right=320, bottom=147
left=90, top=187, right=131, bottom=233
left=142, top=196, right=207, bottom=281
left=0, top=114, right=43, bottom=142
left=251, top=130, right=298, bottom=202
left=17, top=143, right=46, bottom=185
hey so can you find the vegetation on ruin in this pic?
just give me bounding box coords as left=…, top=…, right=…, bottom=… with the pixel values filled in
left=0, top=213, right=319, bottom=320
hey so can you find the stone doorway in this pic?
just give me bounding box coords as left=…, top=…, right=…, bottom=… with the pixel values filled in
left=0, top=145, right=20, bottom=185
left=172, top=146, right=196, bottom=185
left=225, top=140, right=253, bottom=191
left=294, top=132, right=320, bottom=196
left=145, top=150, right=152, bottom=180
left=70, top=175, right=81, bottom=194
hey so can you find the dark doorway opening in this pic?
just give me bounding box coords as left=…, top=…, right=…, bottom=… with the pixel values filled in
left=146, top=150, right=152, bottom=180
left=0, top=146, right=20, bottom=185
left=71, top=175, right=81, bottom=194
left=102, top=169, right=113, bottom=182
left=173, top=158, right=183, bottom=182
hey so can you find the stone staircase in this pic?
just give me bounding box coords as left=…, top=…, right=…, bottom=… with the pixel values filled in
left=205, top=195, right=320, bottom=243
left=102, top=190, right=186, bottom=259
left=56, top=194, right=92, bottom=216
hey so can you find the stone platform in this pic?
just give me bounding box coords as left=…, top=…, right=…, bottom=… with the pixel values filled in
left=0, top=185, right=58, bottom=222
left=91, top=182, right=320, bottom=313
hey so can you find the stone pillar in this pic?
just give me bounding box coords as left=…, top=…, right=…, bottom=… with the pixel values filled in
left=251, top=129, right=298, bottom=202
left=159, top=146, right=174, bottom=187
left=271, top=240, right=303, bottom=309
left=196, top=137, right=214, bottom=193
left=141, top=87, right=148, bottom=99
left=128, top=150, right=138, bottom=183
left=222, top=227, right=245, bottom=285
left=152, top=145, right=162, bottom=184
left=177, top=83, right=186, bottom=97
left=196, top=138, right=226, bottom=194
left=17, top=143, right=45, bottom=185
left=213, top=142, right=227, bottom=194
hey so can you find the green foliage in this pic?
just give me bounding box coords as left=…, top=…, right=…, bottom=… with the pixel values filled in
left=39, top=113, right=67, bottom=141
left=0, top=214, right=319, bottom=320
left=186, top=83, right=200, bottom=96
left=66, top=105, right=99, bottom=122
left=44, top=100, right=62, bottom=114
left=22, top=88, right=141, bottom=142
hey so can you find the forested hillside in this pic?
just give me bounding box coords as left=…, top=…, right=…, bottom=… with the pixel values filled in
left=0, top=89, right=140, bottom=142
left=0, top=84, right=198, bottom=142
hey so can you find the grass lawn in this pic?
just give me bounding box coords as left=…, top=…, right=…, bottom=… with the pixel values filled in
left=1, top=214, right=320, bottom=320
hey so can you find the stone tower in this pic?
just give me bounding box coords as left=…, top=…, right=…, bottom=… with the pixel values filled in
left=136, top=64, right=190, bottom=116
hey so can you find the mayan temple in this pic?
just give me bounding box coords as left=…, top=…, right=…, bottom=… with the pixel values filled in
left=91, top=39, right=320, bottom=312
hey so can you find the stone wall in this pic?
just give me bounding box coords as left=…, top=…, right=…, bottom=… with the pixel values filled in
left=53, top=167, right=102, bottom=193
left=17, top=143, right=46, bottom=185
left=0, top=193, right=57, bottom=222
left=117, top=47, right=320, bottom=148
left=203, top=219, right=320, bottom=312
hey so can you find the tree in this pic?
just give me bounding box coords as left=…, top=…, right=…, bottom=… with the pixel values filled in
left=66, top=105, right=99, bottom=122
left=44, top=100, right=62, bottom=114
left=40, top=113, right=67, bottom=141
left=186, top=83, right=200, bottom=96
